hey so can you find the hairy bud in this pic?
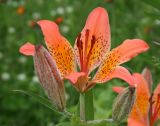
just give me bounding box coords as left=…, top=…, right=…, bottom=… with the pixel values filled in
left=34, top=45, right=66, bottom=111
left=112, top=87, right=136, bottom=122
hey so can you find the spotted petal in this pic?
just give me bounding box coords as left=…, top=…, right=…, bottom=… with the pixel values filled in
left=128, top=73, right=150, bottom=126
left=37, top=20, right=76, bottom=77
left=114, top=39, right=149, bottom=65
left=74, top=7, right=110, bottom=74
left=93, top=66, right=134, bottom=86
left=93, top=39, right=149, bottom=83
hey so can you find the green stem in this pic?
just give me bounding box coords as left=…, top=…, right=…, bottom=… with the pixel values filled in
left=80, top=89, right=94, bottom=121
left=86, top=118, right=114, bottom=125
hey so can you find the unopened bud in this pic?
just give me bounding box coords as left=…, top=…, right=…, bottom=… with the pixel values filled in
left=112, top=87, right=136, bottom=122
left=34, top=45, right=66, bottom=111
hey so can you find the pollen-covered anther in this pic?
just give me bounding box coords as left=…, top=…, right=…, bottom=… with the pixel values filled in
left=76, top=33, right=83, bottom=70
left=76, top=29, right=97, bottom=73
left=85, top=35, right=96, bottom=73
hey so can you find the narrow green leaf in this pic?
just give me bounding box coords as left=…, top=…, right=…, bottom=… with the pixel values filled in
left=142, top=0, right=160, bottom=10
left=12, top=90, right=61, bottom=115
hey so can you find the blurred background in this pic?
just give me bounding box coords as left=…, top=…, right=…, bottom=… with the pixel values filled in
left=0, top=0, right=160, bottom=125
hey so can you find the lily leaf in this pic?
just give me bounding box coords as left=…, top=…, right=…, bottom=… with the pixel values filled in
left=12, top=89, right=61, bottom=115
left=142, top=0, right=160, bottom=10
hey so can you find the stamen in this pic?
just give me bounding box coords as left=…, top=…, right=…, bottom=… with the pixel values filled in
left=84, top=29, right=90, bottom=72
left=85, top=35, right=96, bottom=73
left=76, top=29, right=96, bottom=73
left=76, top=33, right=83, bottom=70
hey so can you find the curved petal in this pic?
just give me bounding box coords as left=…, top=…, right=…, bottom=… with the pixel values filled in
left=153, top=84, right=160, bottom=119
left=65, top=72, right=86, bottom=84
left=128, top=118, right=146, bottom=126
left=37, top=20, right=76, bottom=77
left=92, top=39, right=148, bottom=83
left=19, top=42, right=35, bottom=56
left=128, top=73, right=150, bottom=126
left=112, top=86, right=125, bottom=94
left=114, top=39, right=149, bottom=65
left=65, top=72, right=89, bottom=92
left=93, top=65, right=134, bottom=86
left=74, top=7, right=110, bottom=74
left=154, top=84, right=160, bottom=96
left=112, top=86, right=125, bottom=93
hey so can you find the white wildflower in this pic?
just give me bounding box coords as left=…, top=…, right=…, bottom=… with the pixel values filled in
left=50, top=10, right=56, bottom=16
left=66, top=6, right=74, bottom=13
left=0, top=52, right=3, bottom=59
left=56, top=7, right=65, bottom=15
left=8, top=27, right=16, bottom=34
left=32, top=76, right=39, bottom=83
left=61, top=25, right=69, bottom=33
left=32, top=12, right=41, bottom=20
left=18, top=56, right=27, bottom=64
left=17, top=73, right=26, bottom=81
left=1, top=72, right=10, bottom=81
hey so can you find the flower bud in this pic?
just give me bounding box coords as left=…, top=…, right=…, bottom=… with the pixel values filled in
left=112, top=86, right=136, bottom=122
left=34, top=45, right=66, bottom=111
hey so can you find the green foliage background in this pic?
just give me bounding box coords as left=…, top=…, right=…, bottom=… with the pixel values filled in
left=0, top=0, right=160, bottom=125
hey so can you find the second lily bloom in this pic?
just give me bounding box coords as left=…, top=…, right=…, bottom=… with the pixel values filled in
left=113, top=68, right=160, bottom=126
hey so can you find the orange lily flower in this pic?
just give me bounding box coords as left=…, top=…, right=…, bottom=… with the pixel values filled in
left=19, top=7, right=149, bottom=92
left=55, top=17, right=63, bottom=25
left=113, top=70, right=160, bottom=126
left=16, top=5, right=25, bottom=15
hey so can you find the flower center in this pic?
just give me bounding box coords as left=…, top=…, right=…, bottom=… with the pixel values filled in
left=76, top=29, right=96, bottom=74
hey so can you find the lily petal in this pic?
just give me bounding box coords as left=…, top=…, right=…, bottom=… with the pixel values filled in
left=92, top=39, right=148, bottom=84
left=128, top=73, right=150, bottom=126
left=128, top=118, right=146, bottom=126
left=93, top=66, right=134, bottom=86
left=65, top=72, right=88, bottom=92
left=37, top=20, right=76, bottom=77
left=74, top=7, right=110, bottom=74
left=153, top=84, right=160, bottom=119
left=65, top=72, right=86, bottom=84
left=19, top=42, right=35, bottom=56
left=153, top=84, right=160, bottom=97
left=113, top=86, right=125, bottom=93
left=114, top=39, right=149, bottom=65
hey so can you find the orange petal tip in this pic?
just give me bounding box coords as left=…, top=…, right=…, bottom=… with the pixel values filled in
left=113, top=86, right=125, bottom=94
left=19, top=42, right=35, bottom=56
